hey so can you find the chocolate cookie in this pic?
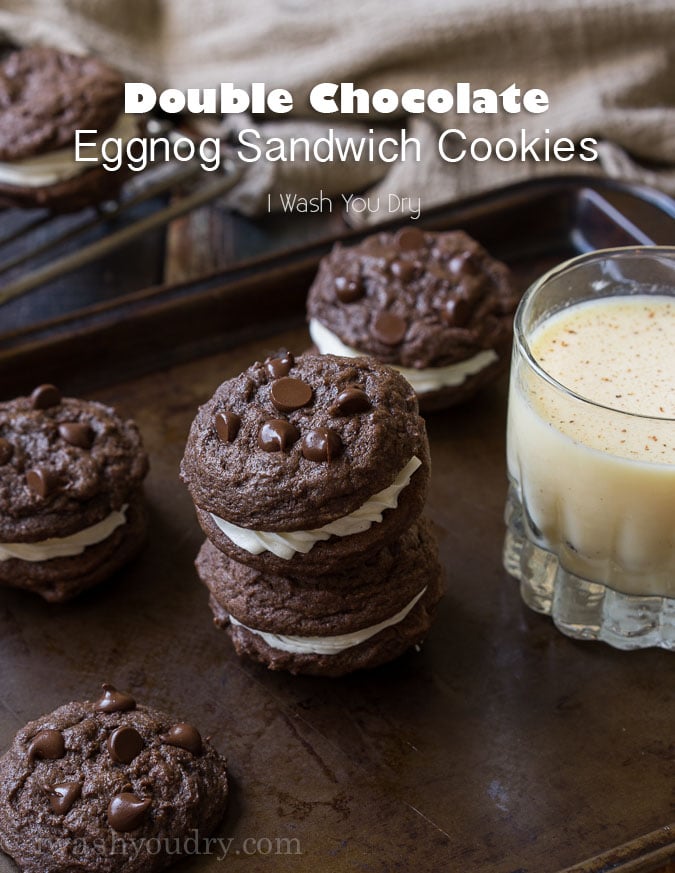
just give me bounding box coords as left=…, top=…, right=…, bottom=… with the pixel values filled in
left=0, top=47, right=128, bottom=212
left=0, top=385, right=149, bottom=601
left=307, top=228, right=519, bottom=410
left=200, top=521, right=444, bottom=677
left=0, top=686, right=228, bottom=873
left=181, top=354, right=429, bottom=576
left=0, top=164, right=131, bottom=213
left=198, top=517, right=441, bottom=631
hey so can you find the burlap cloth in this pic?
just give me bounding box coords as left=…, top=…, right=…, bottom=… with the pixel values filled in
left=1, top=0, right=674, bottom=225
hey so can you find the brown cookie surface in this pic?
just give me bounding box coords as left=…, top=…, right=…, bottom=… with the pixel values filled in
left=0, top=687, right=228, bottom=873
left=198, top=517, right=441, bottom=634
left=0, top=389, right=148, bottom=542
left=0, top=47, right=123, bottom=161
left=180, top=353, right=428, bottom=532
left=213, top=569, right=445, bottom=678
left=307, top=228, right=518, bottom=369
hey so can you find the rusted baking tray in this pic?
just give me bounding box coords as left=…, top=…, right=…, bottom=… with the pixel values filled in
left=0, top=177, right=674, bottom=873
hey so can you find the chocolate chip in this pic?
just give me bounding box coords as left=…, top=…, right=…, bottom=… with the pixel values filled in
left=395, top=227, right=426, bottom=251
left=107, top=793, right=151, bottom=832
left=334, top=386, right=371, bottom=415
left=0, top=438, right=13, bottom=465
left=43, top=781, right=81, bottom=815
left=265, top=352, right=294, bottom=379
left=334, top=275, right=364, bottom=303
left=449, top=252, right=478, bottom=276
left=390, top=259, right=416, bottom=282
left=214, top=411, right=241, bottom=444
left=28, top=730, right=65, bottom=763
left=442, top=297, right=471, bottom=327
left=270, top=377, right=313, bottom=413
left=302, top=428, right=343, bottom=463
left=108, top=726, right=144, bottom=764
left=371, top=312, right=407, bottom=346
left=258, top=420, right=300, bottom=452
left=30, top=384, right=61, bottom=410
left=160, top=723, right=202, bottom=755
left=94, top=684, right=136, bottom=713
left=26, top=467, right=58, bottom=499
left=58, top=422, right=94, bottom=449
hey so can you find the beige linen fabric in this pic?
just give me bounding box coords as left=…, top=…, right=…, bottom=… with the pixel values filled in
left=0, top=0, right=673, bottom=223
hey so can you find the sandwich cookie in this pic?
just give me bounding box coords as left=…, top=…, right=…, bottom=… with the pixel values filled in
left=0, top=47, right=133, bottom=212
left=181, top=353, right=429, bottom=576
left=307, top=228, right=519, bottom=410
left=197, top=519, right=444, bottom=677
left=0, top=385, right=149, bottom=601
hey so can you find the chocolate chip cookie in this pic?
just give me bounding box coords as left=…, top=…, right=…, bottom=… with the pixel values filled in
left=307, top=227, right=519, bottom=410
left=181, top=353, right=429, bottom=576
left=197, top=518, right=444, bottom=677
left=0, top=385, right=149, bottom=601
left=0, top=685, right=228, bottom=873
left=0, top=46, right=128, bottom=212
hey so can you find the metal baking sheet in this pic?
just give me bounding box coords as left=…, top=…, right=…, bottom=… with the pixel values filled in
left=1, top=177, right=674, bottom=873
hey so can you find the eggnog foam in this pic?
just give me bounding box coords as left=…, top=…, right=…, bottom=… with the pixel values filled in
left=528, top=295, right=674, bottom=456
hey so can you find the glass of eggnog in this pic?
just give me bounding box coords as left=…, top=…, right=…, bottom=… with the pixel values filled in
left=504, top=246, right=674, bottom=650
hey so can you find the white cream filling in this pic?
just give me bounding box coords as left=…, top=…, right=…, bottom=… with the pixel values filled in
left=210, top=455, right=422, bottom=560
left=0, top=115, right=137, bottom=187
left=309, top=317, right=498, bottom=394
left=230, top=586, right=427, bottom=655
left=0, top=506, right=128, bottom=563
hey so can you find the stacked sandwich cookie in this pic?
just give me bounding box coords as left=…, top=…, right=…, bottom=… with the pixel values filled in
left=307, top=227, right=519, bottom=410
left=0, top=384, right=148, bottom=602
left=181, top=353, right=444, bottom=677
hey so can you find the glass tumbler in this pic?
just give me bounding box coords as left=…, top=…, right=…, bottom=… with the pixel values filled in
left=503, top=247, right=675, bottom=650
